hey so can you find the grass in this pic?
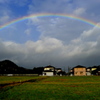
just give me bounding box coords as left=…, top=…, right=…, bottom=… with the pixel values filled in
left=0, top=76, right=100, bottom=100
left=0, top=76, right=39, bottom=84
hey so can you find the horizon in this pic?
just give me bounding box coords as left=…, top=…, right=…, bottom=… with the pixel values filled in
left=1, top=59, right=100, bottom=70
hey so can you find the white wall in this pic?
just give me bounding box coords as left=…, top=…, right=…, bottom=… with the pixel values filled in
left=43, top=72, right=54, bottom=76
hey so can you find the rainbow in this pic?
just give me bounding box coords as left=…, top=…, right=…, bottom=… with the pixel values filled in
left=0, top=13, right=100, bottom=30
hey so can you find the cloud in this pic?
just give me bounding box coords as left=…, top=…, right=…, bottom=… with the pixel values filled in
left=72, top=23, right=100, bottom=43
left=26, top=0, right=100, bottom=43
left=70, top=25, right=100, bottom=62
left=26, top=15, right=92, bottom=44
left=73, top=8, right=86, bottom=15
left=0, top=37, right=65, bottom=68
left=28, top=0, right=74, bottom=14
left=28, top=0, right=100, bottom=20
left=1, top=0, right=100, bottom=69
left=0, top=24, right=100, bottom=69
left=24, top=29, right=31, bottom=35
left=0, top=4, right=11, bottom=24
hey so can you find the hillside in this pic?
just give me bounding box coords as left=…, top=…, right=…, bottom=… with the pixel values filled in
left=0, top=60, right=33, bottom=74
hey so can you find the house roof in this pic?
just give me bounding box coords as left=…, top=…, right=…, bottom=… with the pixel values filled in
left=87, top=67, right=91, bottom=69
left=44, top=65, right=55, bottom=68
left=56, top=68, right=62, bottom=70
left=91, top=66, right=98, bottom=68
left=73, top=65, right=86, bottom=69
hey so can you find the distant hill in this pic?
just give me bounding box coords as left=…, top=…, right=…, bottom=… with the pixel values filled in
left=0, top=60, right=33, bottom=74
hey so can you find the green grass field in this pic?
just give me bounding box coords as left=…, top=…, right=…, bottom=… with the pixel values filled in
left=0, top=76, right=100, bottom=100
left=0, top=76, right=40, bottom=84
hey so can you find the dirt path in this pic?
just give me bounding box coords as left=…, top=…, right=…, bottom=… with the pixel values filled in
left=0, top=77, right=48, bottom=89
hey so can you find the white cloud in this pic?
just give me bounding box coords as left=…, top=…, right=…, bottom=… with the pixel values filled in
left=81, top=25, right=100, bottom=42
left=0, top=27, right=100, bottom=68
left=73, top=8, right=86, bottom=15
left=24, top=29, right=31, bottom=35
left=0, top=37, right=66, bottom=67
left=72, top=23, right=100, bottom=43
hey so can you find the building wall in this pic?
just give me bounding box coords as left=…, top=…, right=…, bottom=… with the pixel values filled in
left=43, top=72, right=54, bottom=76
left=44, top=67, right=54, bottom=71
left=86, top=72, right=91, bottom=76
left=74, top=68, right=86, bottom=76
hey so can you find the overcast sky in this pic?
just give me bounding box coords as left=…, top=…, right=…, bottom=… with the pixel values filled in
left=0, top=0, right=100, bottom=69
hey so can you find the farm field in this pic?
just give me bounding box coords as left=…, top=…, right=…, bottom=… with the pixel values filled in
left=0, top=76, right=40, bottom=84
left=0, top=76, right=100, bottom=100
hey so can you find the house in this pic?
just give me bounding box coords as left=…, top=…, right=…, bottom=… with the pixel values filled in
left=56, top=68, right=62, bottom=73
left=72, top=65, right=86, bottom=76
left=86, top=67, right=91, bottom=76
left=91, top=66, right=97, bottom=75
left=97, top=66, right=100, bottom=75
left=56, top=68, right=63, bottom=76
left=74, top=65, right=86, bottom=76
left=70, top=69, right=74, bottom=76
left=91, top=67, right=97, bottom=71
left=42, top=65, right=65, bottom=76
left=42, top=65, right=56, bottom=76
left=86, top=66, right=100, bottom=76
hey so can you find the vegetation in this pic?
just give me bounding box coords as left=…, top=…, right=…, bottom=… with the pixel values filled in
left=0, top=76, right=100, bottom=100
left=0, top=76, right=39, bottom=84
left=0, top=60, right=34, bottom=74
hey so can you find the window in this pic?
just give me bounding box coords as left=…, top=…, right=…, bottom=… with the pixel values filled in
left=80, top=72, right=83, bottom=74
left=44, top=73, right=46, bottom=75
left=75, top=72, right=77, bottom=74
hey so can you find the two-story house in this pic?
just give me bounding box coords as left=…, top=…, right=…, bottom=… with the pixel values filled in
left=71, top=65, right=86, bottom=76
left=42, top=65, right=56, bottom=76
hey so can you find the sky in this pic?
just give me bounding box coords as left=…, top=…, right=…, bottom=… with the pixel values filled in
left=0, top=0, right=100, bottom=69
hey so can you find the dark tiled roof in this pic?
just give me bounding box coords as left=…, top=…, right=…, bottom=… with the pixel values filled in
left=44, top=65, right=55, bottom=68
left=73, top=65, right=86, bottom=68
left=56, top=68, right=62, bottom=70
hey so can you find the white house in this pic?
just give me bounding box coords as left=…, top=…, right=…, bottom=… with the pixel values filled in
left=42, top=65, right=56, bottom=76
left=86, top=67, right=91, bottom=76
left=42, top=65, right=65, bottom=76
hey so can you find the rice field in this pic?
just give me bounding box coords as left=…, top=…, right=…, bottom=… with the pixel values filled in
left=0, top=76, right=100, bottom=100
